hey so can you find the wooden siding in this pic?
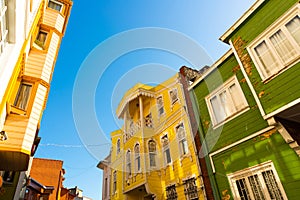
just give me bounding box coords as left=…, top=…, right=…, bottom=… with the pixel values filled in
left=193, top=54, right=268, bottom=152
left=212, top=131, right=300, bottom=199
left=25, top=32, right=60, bottom=83
left=229, top=0, right=300, bottom=115
left=43, top=9, right=65, bottom=33
left=1, top=84, right=47, bottom=153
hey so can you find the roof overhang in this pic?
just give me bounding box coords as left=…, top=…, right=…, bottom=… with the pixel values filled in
left=220, top=0, right=266, bottom=43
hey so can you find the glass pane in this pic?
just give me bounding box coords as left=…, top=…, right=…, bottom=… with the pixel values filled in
left=286, top=15, right=300, bottom=46
left=165, top=148, right=171, bottom=164
left=14, top=83, right=32, bottom=110
left=229, top=83, right=245, bottom=111
left=210, top=96, right=225, bottom=124
left=270, top=30, right=297, bottom=63
left=181, top=139, right=188, bottom=155
left=262, top=170, right=284, bottom=200
left=254, top=41, right=280, bottom=77
left=48, top=1, right=62, bottom=11
left=149, top=153, right=156, bottom=167
left=36, top=31, right=47, bottom=45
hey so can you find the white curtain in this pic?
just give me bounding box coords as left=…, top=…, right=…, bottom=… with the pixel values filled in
left=286, top=16, right=300, bottom=46
left=14, top=83, right=32, bottom=110
left=254, top=41, right=279, bottom=77
left=270, top=30, right=296, bottom=63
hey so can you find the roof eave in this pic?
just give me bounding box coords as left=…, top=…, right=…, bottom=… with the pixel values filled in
left=219, top=0, right=266, bottom=43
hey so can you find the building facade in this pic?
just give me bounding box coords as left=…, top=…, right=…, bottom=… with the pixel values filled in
left=0, top=0, right=72, bottom=199
left=186, top=0, right=300, bottom=199
left=99, top=74, right=206, bottom=200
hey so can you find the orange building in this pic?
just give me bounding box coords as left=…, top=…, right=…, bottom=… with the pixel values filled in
left=29, top=158, right=65, bottom=200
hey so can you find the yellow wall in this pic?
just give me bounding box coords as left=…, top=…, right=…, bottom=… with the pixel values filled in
left=109, top=74, right=205, bottom=199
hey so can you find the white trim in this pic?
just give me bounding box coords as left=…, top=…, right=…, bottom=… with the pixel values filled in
left=229, top=39, right=266, bottom=117
left=247, top=4, right=300, bottom=81
left=220, top=0, right=266, bottom=42
left=209, top=126, right=275, bottom=173
left=189, top=49, right=233, bottom=90
left=48, top=0, right=64, bottom=12
left=227, top=161, right=288, bottom=200
left=263, top=97, right=300, bottom=120
left=205, top=75, right=249, bottom=127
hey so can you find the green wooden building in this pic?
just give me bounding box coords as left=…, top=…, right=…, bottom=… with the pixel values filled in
left=184, top=0, right=300, bottom=199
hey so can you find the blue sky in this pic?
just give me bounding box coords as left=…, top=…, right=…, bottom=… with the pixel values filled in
left=35, top=0, right=255, bottom=199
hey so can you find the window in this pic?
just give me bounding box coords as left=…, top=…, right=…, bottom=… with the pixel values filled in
left=126, top=150, right=131, bottom=179
left=176, top=123, right=188, bottom=156
left=169, top=88, right=178, bottom=105
left=48, top=0, right=63, bottom=12
left=206, top=76, right=248, bottom=126
left=248, top=6, right=300, bottom=80
left=113, top=171, right=117, bottom=194
left=134, top=143, right=141, bottom=173
left=166, top=184, right=178, bottom=200
left=35, top=30, right=48, bottom=48
left=116, top=139, right=120, bottom=155
left=104, top=178, right=108, bottom=197
left=0, top=0, right=8, bottom=56
left=157, top=96, right=165, bottom=116
left=228, top=161, right=287, bottom=200
left=148, top=140, right=157, bottom=167
left=0, top=171, right=15, bottom=183
left=14, top=83, right=32, bottom=110
left=162, top=134, right=171, bottom=165
left=184, top=178, right=198, bottom=200
left=145, top=113, right=153, bottom=128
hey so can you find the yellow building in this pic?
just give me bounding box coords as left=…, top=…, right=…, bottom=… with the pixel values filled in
left=100, top=74, right=206, bottom=200
left=0, top=0, right=72, bottom=199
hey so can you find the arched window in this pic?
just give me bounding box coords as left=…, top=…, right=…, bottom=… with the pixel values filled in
left=134, top=143, right=141, bottom=172
left=126, top=150, right=131, bottom=179
left=116, top=139, right=120, bottom=155
left=162, top=134, right=171, bottom=165
left=148, top=140, right=157, bottom=167
left=176, top=123, right=188, bottom=156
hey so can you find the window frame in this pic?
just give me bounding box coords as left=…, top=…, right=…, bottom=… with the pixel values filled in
left=169, top=88, right=179, bottom=105
left=166, top=184, right=178, bottom=200
left=247, top=4, right=300, bottom=82
left=148, top=139, right=157, bottom=168
left=47, top=0, right=63, bottom=12
left=161, top=134, right=172, bottom=166
left=0, top=0, right=8, bottom=56
left=134, top=143, right=141, bottom=173
left=126, top=150, right=131, bottom=179
left=227, top=161, right=288, bottom=200
left=34, top=29, right=48, bottom=50
left=175, top=122, right=189, bottom=157
left=13, top=82, right=33, bottom=111
left=183, top=177, right=199, bottom=200
left=116, top=138, right=120, bottom=155
left=205, top=76, right=249, bottom=128
left=156, top=95, right=165, bottom=116
left=112, top=171, right=117, bottom=194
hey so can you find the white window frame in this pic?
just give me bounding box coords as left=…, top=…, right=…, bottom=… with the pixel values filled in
left=161, top=134, right=172, bottom=166
left=157, top=95, right=165, bottom=116
left=48, top=0, right=63, bottom=12
left=0, top=0, right=8, bottom=56
left=205, top=76, right=249, bottom=128
left=13, top=82, right=33, bottom=111
left=247, top=4, right=300, bottom=82
left=126, top=150, right=131, bottom=179
left=227, top=161, right=288, bottom=200
left=134, top=143, right=141, bottom=173
left=175, top=122, right=189, bottom=157
left=112, top=171, right=117, bottom=194
left=169, top=88, right=179, bottom=105
left=148, top=139, right=157, bottom=168
left=116, top=138, right=120, bottom=155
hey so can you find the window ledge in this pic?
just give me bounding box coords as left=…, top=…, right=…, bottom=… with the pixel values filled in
left=212, top=106, right=250, bottom=130
left=261, top=57, right=300, bottom=84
